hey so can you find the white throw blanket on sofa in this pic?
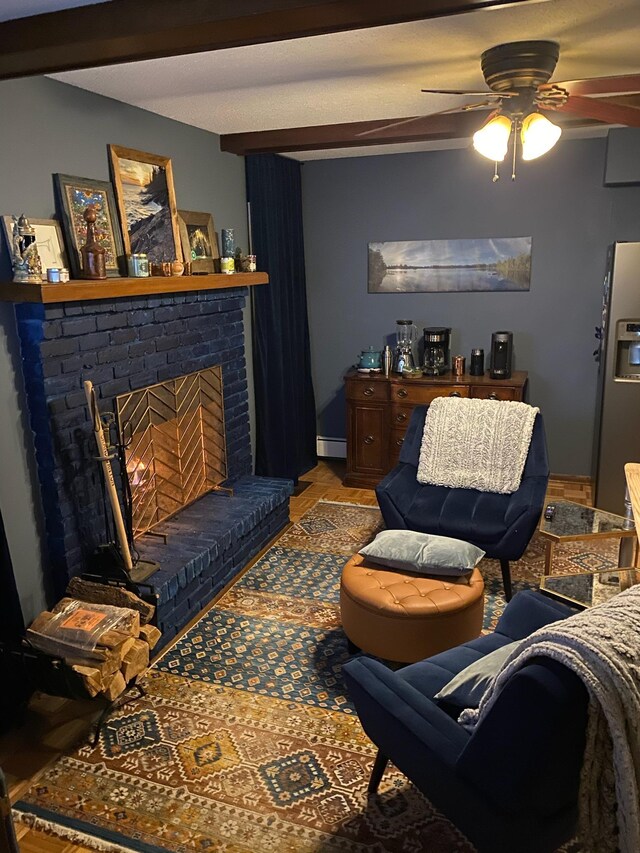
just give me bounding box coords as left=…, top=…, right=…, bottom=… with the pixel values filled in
left=417, top=397, right=539, bottom=494
left=459, top=585, right=640, bottom=853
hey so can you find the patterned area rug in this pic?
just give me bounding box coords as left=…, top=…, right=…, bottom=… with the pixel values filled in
left=15, top=501, right=616, bottom=852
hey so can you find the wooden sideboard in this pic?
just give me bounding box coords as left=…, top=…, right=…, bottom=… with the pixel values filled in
left=344, top=368, right=528, bottom=488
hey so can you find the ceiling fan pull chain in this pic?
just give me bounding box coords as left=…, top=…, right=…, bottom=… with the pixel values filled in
left=493, top=160, right=500, bottom=182
left=511, top=125, right=518, bottom=181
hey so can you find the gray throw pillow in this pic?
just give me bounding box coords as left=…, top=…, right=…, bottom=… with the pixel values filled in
left=434, top=641, right=521, bottom=708
left=358, top=529, right=485, bottom=577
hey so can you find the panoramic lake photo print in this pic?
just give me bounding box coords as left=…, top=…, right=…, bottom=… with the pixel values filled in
left=368, top=237, right=532, bottom=292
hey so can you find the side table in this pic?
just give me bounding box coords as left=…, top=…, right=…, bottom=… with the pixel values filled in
left=538, top=500, right=637, bottom=575
left=540, top=568, right=639, bottom=609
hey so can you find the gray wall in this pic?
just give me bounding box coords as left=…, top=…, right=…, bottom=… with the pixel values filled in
left=0, top=76, right=250, bottom=621
left=302, top=135, right=640, bottom=476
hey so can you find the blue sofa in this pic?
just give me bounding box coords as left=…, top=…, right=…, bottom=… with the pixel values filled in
left=343, top=590, right=587, bottom=853
left=375, top=405, right=550, bottom=599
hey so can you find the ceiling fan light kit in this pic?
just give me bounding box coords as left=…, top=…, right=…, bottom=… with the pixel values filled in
left=473, top=110, right=562, bottom=165
left=470, top=41, right=566, bottom=175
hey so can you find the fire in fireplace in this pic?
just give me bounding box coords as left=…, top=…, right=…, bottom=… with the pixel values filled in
left=115, top=366, right=228, bottom=537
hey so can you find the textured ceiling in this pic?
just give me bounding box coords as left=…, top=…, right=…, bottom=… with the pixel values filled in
left=44, top=0, right=640, bottom=160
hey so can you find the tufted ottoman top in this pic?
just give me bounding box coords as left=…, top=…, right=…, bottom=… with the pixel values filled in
left=341, top=553, right=484, bottom=618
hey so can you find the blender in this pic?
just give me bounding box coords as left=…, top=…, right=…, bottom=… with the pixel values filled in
left=423, top=327, right=451, bottom=375
left=392, top=320, right=418, bottom=373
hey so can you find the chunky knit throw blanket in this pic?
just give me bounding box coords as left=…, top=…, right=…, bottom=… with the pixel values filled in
left=417, top=397, right=539, bottom=493
left=459, top=585, right=640, bottom=853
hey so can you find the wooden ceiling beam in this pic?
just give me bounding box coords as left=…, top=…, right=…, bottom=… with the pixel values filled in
left=0, top=0, right=544, bottom=81
left=219, top=109, right=615, bottom=155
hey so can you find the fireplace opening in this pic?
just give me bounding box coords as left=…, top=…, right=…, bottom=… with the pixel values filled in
left=115, top=366, right=228, bottom=538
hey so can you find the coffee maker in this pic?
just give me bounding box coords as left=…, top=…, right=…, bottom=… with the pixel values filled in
left=489, top=331, right=513, bottom=379
left=423, top=327, right=451, bottom=375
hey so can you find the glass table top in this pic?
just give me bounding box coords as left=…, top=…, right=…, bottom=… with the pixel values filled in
left=539, top=500, right=636, bottom=541
left=540, top=569, right=639, bottom=609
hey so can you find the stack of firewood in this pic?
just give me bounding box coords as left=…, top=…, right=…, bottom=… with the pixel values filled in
left=27, top=578, right=161, bottom=701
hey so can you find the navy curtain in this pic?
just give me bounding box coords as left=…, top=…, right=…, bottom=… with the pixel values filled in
left=0, top=509, right=29, bottom=732
left=246, top=154, right=317, bottom=481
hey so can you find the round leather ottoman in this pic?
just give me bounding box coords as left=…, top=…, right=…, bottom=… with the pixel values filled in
left=340, top=554, right=484, bottom=663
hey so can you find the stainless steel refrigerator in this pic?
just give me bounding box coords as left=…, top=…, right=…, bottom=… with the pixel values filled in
left=593, top=241, right=640, bottom=514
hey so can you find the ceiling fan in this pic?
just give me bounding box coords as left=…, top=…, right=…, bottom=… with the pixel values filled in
left=367, top=41, right=640, bottom=179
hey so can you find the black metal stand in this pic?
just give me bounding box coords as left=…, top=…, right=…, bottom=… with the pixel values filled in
left=92, top=680, right=146, bottom=747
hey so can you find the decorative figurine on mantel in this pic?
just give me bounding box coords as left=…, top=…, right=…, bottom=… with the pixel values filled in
left=10, top=215, right=42, bottom=283
left=80, top=204, right=107, bottom=280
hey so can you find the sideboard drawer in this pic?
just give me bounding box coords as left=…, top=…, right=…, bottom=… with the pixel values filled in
left=390, top=384, right=470, bottom=405
left=471, top=385, right=518, bottom=401
left=345, top=378, right=389, bottom=402
left=390, top=405, right=414, bottom=428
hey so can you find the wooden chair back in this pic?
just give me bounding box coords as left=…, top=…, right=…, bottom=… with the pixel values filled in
left=624, top=463, right=640, bottom=571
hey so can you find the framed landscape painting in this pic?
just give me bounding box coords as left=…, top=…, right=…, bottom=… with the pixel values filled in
left=368, top=237, right=532, bottom=293
left=2, top=216, right=68, bottom=280
left=109, top=145, right=182, bottom=264
left=178, top=210, right=219, bottom=274
left=54, top=174, right=124, bottom=278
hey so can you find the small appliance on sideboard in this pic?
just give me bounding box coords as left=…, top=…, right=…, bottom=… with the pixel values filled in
left=392, top=319, right=418, bottom=373
left=470, top=348, right=485, bottom=376
left=423, top=327, right=451, bottom=375
left=489, top=331, right=513, bottom=379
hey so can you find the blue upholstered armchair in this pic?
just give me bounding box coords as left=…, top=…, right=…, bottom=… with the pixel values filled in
left=343, top=590, right=587, bottom=853
left=376, top=405, right=549, bottom=599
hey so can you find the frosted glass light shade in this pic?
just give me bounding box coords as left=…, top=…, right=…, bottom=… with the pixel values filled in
left=521, top=112, right=562, bottom=160
left=472, top=115, right=512, bottom=162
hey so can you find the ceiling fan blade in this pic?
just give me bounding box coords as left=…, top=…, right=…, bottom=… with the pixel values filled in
left=356, top=101, right=497, bottom=136
left=554, top=94, right=640, bottom=127
left=356, top=103, right=494, bottom=137
left=356, top=115, right=429, bottom=137
left=421, top=88, right=492, bottom=96
left=458, top=100, right=498, bottom=112
left=551, top=74, right=640, bottom=98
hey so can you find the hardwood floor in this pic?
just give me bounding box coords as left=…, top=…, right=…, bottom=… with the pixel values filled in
left=5, top=461, right=591, bottom=852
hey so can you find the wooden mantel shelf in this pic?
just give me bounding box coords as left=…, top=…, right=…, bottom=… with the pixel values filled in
left=0, top=272, right=269, bottom=304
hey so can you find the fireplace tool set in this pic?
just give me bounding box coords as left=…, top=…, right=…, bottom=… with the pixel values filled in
left=84, top=380, right=159, bottom=587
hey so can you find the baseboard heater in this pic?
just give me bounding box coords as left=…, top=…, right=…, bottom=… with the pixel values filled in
left=316, top=436, right=347, bottom=459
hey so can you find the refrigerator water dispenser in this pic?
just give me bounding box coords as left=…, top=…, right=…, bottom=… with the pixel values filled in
left=614, top=320, right=640, bottom=380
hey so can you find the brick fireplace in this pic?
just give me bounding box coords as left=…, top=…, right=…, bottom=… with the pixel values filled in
left=10, top=277, right=292, bottom=647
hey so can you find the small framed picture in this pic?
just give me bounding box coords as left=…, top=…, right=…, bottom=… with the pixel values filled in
left=54, top=174, right=124, bottom=278
left=2, top=217, right=69, bottom=281
left=109, top=145, right=182, bottom=264
left=178, top=210, right=219, bottom=274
